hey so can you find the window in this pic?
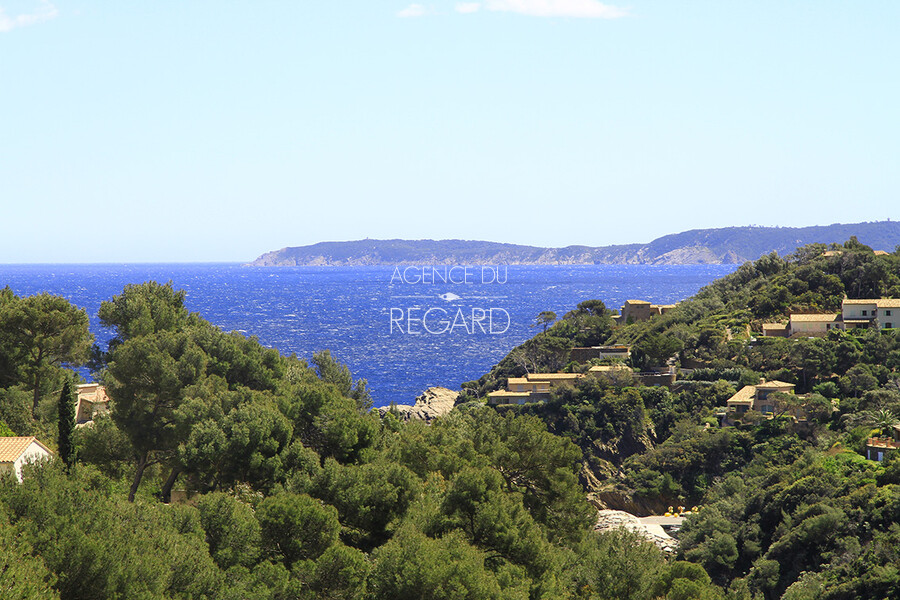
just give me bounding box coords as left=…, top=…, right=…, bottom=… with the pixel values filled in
left=886, top=323, right=893, bottom=329
left=887, top=310, right=893, bottom=316
left=862, top=310, right=868, bottom=316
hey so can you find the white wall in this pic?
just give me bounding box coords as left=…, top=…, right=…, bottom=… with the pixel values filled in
left=12, top=441, right=51, bottom=482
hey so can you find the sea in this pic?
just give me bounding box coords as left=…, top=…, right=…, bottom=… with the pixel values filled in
left=0, top=263, right=738, bottom=407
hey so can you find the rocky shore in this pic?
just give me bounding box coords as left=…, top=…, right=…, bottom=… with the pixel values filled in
left=377, top=386, right=459, bottom=423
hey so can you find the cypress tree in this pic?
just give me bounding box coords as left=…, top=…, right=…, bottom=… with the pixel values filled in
left=58, top=380, right=76, bottom=469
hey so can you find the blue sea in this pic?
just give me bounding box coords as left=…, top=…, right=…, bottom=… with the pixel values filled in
left=0, top=264, right=738, bottom=407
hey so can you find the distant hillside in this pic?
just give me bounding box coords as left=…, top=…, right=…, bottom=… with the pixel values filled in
left=249, top=221, right=900, bottom=266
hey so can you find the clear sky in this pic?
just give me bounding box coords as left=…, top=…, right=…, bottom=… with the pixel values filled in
left=1, top=0, right=898, bottom=262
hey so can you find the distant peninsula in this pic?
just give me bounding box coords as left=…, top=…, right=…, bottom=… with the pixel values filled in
left=249, top=220, right=900, bottom=266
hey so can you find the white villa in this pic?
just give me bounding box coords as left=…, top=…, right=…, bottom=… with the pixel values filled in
left=841, top=299, right=900, bottom=330
left=0, top=437, right=53, bottom=483
left=763, top=298, right=900, bottom=337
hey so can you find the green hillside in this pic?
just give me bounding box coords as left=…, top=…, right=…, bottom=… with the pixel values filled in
left=4, top=238, right=900, bottom=599
left=462, top=237, right=900, bottom=598
left=250, top=221, right=900, bottom=266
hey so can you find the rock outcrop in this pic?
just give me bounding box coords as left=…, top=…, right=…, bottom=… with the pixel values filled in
left=587, top=489, right=671, bottom=517
left=378, top=387, right=458, bottom=423
left=594, top=509, right=679, bottom=554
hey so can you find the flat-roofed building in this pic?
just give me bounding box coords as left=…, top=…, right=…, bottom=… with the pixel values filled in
left=867, top=425, right=900, bottom=461
left=487, top=372, right=583, bottom=405
left=505, top=377, right=551, bottom=395
left=866, top=437, right=900, bottom=462
left=525, top=373, right=582, bottom=385
left=614, top=300, right=678, bottom=325
left=569, top=345, right=632, bottom=363
left=485, top=390, right=538, bottom=405
left=588, top=364, right=633, bottom=375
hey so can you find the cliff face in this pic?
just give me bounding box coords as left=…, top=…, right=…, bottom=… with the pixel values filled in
left=248, top=221, right=900, bottom=266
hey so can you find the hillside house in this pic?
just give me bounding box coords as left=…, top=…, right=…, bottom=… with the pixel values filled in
left=635, top=365, right=678, bottom=388
left=613, top=300, right=677, bottom=325
left=761, top=323, right=790, bottom=338
left=762, top=298, right=900, bottom=337
left=842, top=299, right=900, bottom=330
left=526, top=373, right=584, bottom=385
left=0, top=437, right=53, bottom=483
left=725, top=379, right=796, bottom=417
left=487, top=372, right=583, bottom=405
left=75, top=383, right=110, bottom=425
left=866, top=426, right=900, bottom=461
left=588, top=364, right=633, bottom=375
left=788, top=313, right=843, bottom=336
left=569, top=345, right=632, bottom=363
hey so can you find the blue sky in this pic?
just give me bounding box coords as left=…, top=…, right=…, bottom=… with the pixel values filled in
left=1, top=0, right=898, bottom=262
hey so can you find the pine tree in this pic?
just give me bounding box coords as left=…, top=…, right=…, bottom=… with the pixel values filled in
left=57, top=380, right=76, bottom=470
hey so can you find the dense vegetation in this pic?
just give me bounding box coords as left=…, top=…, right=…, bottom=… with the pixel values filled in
left=0, top=282, right=722, bottom=599
left=461, top=238, right=900, bottom=598
left=3, top=238, right=900, bottom=599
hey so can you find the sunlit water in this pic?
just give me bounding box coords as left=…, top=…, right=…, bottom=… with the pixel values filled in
left=0, top=263, right=738, bottom=406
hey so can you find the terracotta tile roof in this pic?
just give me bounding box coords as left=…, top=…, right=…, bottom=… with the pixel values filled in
left=843, top=299, right=879, bottom=305
left=874, top=250, right=890, bottom=256
left=526, top=373, right=583, bottom=381
left=790, top=313, right=841, bottom=322
left=488, top=391, right=534, bottom=397
left=726, top=386, right=756, bottom=405
left=0, top=437, right=52, bottom=463
left=624, top=300, right=652, bottom=305
left=877, top=299, right=900, bottom=308
left=756, top=380, right=795, bottom=389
